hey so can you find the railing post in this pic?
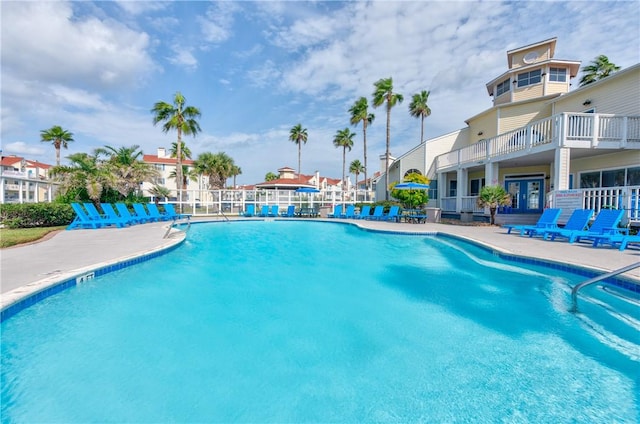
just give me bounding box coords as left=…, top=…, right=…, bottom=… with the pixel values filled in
left=591, top=114, right=600, bottom=148
left=621, top=116, right=628, bottom=148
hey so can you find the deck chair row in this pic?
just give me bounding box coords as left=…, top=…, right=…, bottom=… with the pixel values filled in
left=504, top=208, right=636, bottom=250
left=68, top=202, right=190, bottom=230
left=327, top=205, right=401, bottom=222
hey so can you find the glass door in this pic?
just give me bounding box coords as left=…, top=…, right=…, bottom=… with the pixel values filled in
left=505, top=179, right=543, bottom=213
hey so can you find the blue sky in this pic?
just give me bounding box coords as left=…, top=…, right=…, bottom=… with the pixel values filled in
left=2, top=1, right=639, bottom=185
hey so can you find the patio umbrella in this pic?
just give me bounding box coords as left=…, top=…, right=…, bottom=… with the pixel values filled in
left=394, top=182, right=430, bottom=209
left=295, top=187, right=320, bottom=212
left=394, top=182, right=430, bottom=190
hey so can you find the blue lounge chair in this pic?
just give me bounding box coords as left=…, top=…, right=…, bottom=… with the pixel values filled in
left=356, top=205, right=371, bottom=219
left=269, top=205, right=279, bottom=217
left=340, top=205, right=356, bottom=219
left=115, top=203, right=147, bottom=224
left=163, top=203, right=191, bottom=219
left=591, top=233, right=640, bottom=251
left=241, top=204, right=256, bottom=217
left=534, top=209, right=594, bottom=239
left=545, top=209, right=625, bottom=243
left=77, top=203, right=129, bottom=228
left=503, top=208, right=562, bottom=235
left=146, top=203, right=172, bottom=221
left=83, top=202, right=105, bottom=221
left=367, top=206, right=384, bottom=220
left=328, top=205, right=342, bottom=218
left=133, top=203, right=158, bottom=222
left=382, top=205, right=401, bottom=222
left=101, top=203, right=136, bottom=225
left=280, top=205, right=296, bottom=217
left=68, top=203, right=103, bottom=229
left=83, top=202, right=130, bottom=227
left=258, top=205, right=270, bottom=217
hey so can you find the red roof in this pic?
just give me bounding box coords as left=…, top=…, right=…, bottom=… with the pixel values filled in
left=1, top=156, right=51, bottom=169
left=142, top=154, right=195, bottom=165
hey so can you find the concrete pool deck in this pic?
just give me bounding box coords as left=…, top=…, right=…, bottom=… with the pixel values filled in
left=1, top=217, right=639, bottom=309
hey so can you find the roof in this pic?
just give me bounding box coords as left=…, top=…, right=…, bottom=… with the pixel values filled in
left=142, top=154, right=195, bottom=165
left=506, top=37, right=557, bottom=57
left=1, top=156, right=52, bottom=169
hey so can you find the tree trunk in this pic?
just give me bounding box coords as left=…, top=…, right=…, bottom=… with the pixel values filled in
left=385, top=102, right=391, bottom=200
left=490, top=207, right=497, bottom=225
left=176, top=128, right=183, bottom=213
left=363, top=121, right=368, bottom=200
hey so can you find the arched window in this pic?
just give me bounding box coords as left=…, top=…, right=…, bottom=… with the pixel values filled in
left=404, top=169, right=422, bottom=177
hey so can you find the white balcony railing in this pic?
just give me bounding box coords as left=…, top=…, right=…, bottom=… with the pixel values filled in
left=436, top=113, right=640, bottom=171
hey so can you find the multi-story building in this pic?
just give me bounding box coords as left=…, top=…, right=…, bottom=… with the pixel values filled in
left=378, top=38, right=640, bottom=225
left=0, top=156, right=56, bottom=204
left=141, top=147, right=198, bottom=201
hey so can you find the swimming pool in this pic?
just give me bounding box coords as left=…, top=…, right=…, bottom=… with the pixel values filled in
left=1, top=221, right=638, bottom=422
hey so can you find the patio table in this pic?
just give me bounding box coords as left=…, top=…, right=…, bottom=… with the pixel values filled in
left=402, top=209, right=427, bottom=224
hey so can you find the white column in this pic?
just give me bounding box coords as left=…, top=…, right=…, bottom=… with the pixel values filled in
left=554, top=147, right=571, bottom=191
left=456, top=168, right=468, bottom=212
left=485, top=162, right=500, bottom=186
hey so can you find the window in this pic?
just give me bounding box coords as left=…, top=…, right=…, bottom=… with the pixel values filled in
left=627, top=167, right=640, bottom=185
left=470, top=178, right=485, bottom=196
left=517, top=69, right=542, bottom=87
left=449, top=180, right=457, bottom=197
left=429, top=180, right=438, bottom=201
left=496, top=78, right=510, bottom=96
left=549, top=67, right=566, bottom=82
left=404, top=169, right=422, bottom=177
left=602, top=169, right=625, bottom=187
left=579, top=166, right=639, bottom=188
left=580, top=171, right=600, bottom=188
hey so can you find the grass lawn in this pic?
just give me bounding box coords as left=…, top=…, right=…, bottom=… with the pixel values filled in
left=0, top=226, right=66, bottom=248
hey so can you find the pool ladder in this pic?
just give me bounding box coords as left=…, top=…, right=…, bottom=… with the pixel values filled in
left=571, top=262, right=640, bottom=312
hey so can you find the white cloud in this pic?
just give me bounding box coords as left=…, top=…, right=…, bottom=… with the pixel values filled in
left=115, top=1, right=169, bottom=16
left=2, top=142, right=46, bottom=156
left=167, top=46, right=198, bottom=70
left=198, top=1, right=239, bottom=43
left=246, top=60, right=282, bottom=88
left=1, top=1, right=155, bottom=89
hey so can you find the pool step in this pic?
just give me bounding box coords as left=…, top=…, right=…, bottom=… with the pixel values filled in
left=575, top=286, right=640, bottom=361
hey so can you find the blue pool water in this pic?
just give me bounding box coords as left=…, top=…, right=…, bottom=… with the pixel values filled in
left=1, top=221, right=638, bottom=422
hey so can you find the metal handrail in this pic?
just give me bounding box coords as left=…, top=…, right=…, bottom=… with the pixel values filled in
left=571, top=262, right=640, bottom=312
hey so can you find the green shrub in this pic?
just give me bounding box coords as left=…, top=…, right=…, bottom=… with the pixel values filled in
left=0, top=203, right=75, bottom=229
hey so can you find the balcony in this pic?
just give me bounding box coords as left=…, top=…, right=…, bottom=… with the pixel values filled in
left=435, top=113, right=640, bottom=172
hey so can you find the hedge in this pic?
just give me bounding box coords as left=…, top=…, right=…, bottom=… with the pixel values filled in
left=0, top=203, right=75, bottom=229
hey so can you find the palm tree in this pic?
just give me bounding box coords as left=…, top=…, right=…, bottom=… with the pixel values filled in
left=349, top=159, right=365, bottom=192
left=349, top=97, right=374, bottom=194
left=579, top=55, right=620, bottom=86
left=230, top=165, right=242, bottom=188
left=151, top=92, right=201, bottom=207
left=289, top=124, right=308, bottom=178
left=95, top=145, right=157, bottom=199
left=333, top=128, right=355, bottom=194
left=40, top=125, right=74, bottom=166
left=169, top=165, right=198, bottom=192
left=148, top=184, right=171, bottom=205
left=265, top=172, right=278, bottom=181
left=50, top=152, right=113, bottom=204
left=169, top=141, right=192, bottom=162
left=193, top=152, right=235, bottom=189
left=476, top=185, right=512, bottom=225
left=408, top=90, right=431, bottom=143
left=372, top=77, right=403, bottom=200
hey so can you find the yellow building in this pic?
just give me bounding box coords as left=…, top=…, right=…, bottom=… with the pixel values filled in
left=381, top=38, right=640, bottom=226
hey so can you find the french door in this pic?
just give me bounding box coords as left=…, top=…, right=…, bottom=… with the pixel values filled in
left=505, top=179, right=544, bottom=213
